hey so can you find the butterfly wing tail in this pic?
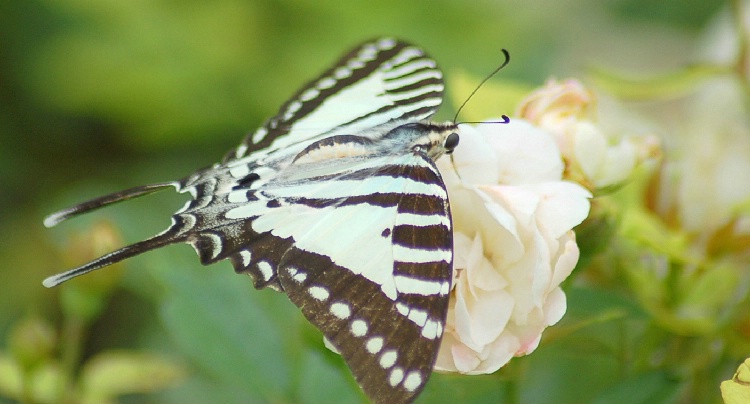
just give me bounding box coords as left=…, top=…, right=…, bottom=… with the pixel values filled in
left=43, top=181, right=188, bottom=287
left=42, top=228, right=183, bottom=287
left=44, top=182, right=180, bottom=228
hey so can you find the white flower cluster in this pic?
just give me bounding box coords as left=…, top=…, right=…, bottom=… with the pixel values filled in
left=433, top=78, right=663, bottom=374
left=434, top=120, right=591, bottom=374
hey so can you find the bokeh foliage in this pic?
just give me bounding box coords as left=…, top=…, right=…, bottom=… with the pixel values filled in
left=1, top=0, right=744, bottom=403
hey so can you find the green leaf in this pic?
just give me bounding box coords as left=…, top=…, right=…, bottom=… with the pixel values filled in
left=675, top=264, right=740, bottom=333
left=296, top=348, right=361, bottom=404
left=419, top=372, right=507, bottom=403
left=591, top=371, right=684, bottom=404
left=564, top=287, right=647, bottom=322
left=618, top=207, right=691, bottom=263
left=515, top=287, right=651, bottom=404
left=519, top=341, right=622, bottom=404
left=153, top=253, right=301, bottom=403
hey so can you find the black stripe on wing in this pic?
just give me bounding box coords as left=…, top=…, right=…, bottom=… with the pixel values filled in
left=291, top=193, right=447, bottom=215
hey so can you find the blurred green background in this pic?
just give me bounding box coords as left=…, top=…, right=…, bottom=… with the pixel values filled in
left=1, top=0, right=746, bottom=403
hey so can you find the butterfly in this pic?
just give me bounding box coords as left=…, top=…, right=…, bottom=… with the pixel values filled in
left=44, top=38, right=460, bottom=403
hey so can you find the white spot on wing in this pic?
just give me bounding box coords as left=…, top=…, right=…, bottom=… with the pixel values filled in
left=286, top=100, right=302, bottom=115
left=395, top=302, right=409, bottom=316
left=235, top=144, right=248, bottom=158
left=240, top=250, right=252, bottom=267
left=378, top=38, right=396, bottom=49
left=422, top=319, right=441, bottom=340
left=347, top=59, right=365, bottom=69
left=330, top=302, right=351, bottom=319
left=251, top=127, right=268, bottom=144
left=366, top=337, right=384, bottom=354
left=389, top=367, right=404, bottom=387
left=308, top=286, right=330, bottom=301
left=407, top=308, right=428, bottom=327
left=300, top=88, right=319, bottom=101
left=289, top=267, right=306, bottom=284
left=257, top=261, right=273, bottom=281
left=403, top=371, right=422, bottom=392
left=350, top=319, right=368, bottom=337
left=379, top=350, right=398, bottom=369
left=317, top=77, right=336, bottom=89
left=334, top=67, right=352, bottom=79
left=294, top=273, right=307, bottom=283
left=359, top=48, right=377, bottom=62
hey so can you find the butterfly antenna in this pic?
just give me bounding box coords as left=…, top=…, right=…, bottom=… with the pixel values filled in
left=452, top=48, right=511, bottom=123
left=450, top=49, right=511, bottom=177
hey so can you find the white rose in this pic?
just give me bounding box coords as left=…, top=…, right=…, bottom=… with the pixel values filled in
left=434, top=120, right=591, bottom=374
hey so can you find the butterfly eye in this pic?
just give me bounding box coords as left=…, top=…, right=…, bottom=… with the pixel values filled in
left=444, top=132, right=459, bottom=153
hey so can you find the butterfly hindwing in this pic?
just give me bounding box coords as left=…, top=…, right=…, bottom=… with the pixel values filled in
left=255, top=150, right=452, bottom=403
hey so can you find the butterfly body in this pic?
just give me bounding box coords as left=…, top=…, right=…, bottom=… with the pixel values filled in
left=45, top=38, right=457, bottom=403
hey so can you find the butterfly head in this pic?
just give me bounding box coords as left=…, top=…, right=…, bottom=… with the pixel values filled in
left=384, top=122, right=460, bottom=160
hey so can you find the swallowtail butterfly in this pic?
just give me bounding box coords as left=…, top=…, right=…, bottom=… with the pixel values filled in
left=44, top=38, right=460, bottom=403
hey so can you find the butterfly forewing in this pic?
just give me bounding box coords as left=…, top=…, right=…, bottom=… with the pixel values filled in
left=227, top=38, right=444, bottom=161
